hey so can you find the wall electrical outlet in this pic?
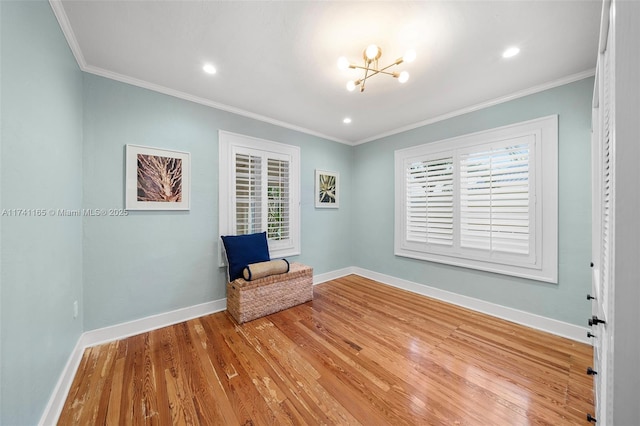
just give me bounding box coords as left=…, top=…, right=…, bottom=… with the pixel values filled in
left=73, top=300, right=78, bottom=319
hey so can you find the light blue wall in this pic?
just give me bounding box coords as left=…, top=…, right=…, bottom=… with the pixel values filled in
left=352, top=77, right=593, bottom=326
left=82, top=74, right=353, bottom=330
left=1, top=1, right=84, bottom=425
left=0, top=0, right=594, bottom=421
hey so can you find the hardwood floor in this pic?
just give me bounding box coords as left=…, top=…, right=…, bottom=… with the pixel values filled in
left=58, top=275, right=594, bottom=425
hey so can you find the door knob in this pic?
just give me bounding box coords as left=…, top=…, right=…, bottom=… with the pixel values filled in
left=587, top=367, right=598, bottom=375
left=587, top=294, right=596, bottom=300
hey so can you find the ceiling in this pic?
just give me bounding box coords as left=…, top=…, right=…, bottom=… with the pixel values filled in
left=53, top=1, right=601, bottom=145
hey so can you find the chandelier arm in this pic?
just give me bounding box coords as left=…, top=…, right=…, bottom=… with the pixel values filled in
left=377, top=60, right=402, bottom=73
left=369, top=70, right=398, bottom=77
left=350, top=65, right=396, bottom=77
left=361, top=64, right=370, bottom=92
left=350, top=65, right=375, bottom=71
left=359, top=69, right=397, bottom=84
left=355, top=60, right=403, bottom=81
left=351, top=61, right=397, bottom=72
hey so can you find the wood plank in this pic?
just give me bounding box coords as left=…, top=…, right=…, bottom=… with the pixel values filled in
left=198, top=313, right=280, bottom=425
left=146, top=328, right=172, bottom=424
left=159, top=326, right=200, bottom=425
left=58, top=275, right=594, bottom=425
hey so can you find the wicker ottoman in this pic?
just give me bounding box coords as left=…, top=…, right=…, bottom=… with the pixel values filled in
left=226, top=262, right=313, bottom=324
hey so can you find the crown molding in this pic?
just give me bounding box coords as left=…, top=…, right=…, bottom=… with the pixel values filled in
left=354, top=68, right=595, bottom=145
left=82, top=65, right=350, bottom=145
left=49, top=0, right=87, bottom=69
left=81, top=64, right=596, bottom=148
left=48, top=0, right=594, bottom=148
left=48, top=1, right=349, bottom=145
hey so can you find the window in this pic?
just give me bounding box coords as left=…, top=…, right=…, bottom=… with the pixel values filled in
left=395, top=116, right=558, bottom=283
left=219, top=131, right=300, bottom=260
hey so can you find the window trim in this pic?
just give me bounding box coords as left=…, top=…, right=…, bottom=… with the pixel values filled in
left=394, top=115, right=558, bottom=283
left=219, top=131, right=300, bottom=263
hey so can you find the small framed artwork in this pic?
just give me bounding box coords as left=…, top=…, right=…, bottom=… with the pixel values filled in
left=315, top=169, right=339, bottom=208
left=125, top=145, right=191, bottom=210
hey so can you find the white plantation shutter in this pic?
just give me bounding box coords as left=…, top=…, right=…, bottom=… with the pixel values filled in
left=220, top=131, right=300, bottom=260
left=406, top=157, right=454, bottom=246
left=235, top=153, right=262, bottom=235
left=395, top=116, right=556, bottom=282
left=600, top=45, right=612, bottom=315
left=267, top=158, right=290, bottom=241
left=460, top=140, right=532, bottom=256
left=233, top=150, right=292, bottom=242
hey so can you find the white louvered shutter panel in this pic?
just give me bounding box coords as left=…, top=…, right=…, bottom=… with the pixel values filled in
left=460, top=140, right=532, bottom=256
left=426, top=158, right=454, bottom=246
left=406, top=157, right=454, bottom=246
left=600, top=45, right=612, bottom=314
left=406, top=160, right=428, bottom=243
left=234, top=153, right=262, bottom=235
left=267, top=157, right=290, bottom=241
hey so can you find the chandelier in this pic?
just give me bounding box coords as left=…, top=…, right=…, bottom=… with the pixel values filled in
left=337, top=44, right=416, bottom=92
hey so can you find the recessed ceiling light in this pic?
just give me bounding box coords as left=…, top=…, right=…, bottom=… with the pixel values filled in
left=343, top=117, right=352, bottom=124
left=502, top=47, right=520, bottom=58
left=203, top=63, right=217, bottom=74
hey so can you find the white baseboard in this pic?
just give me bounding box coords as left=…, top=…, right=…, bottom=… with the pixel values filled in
left=350, top=267, right=591, bottom=345
left=39, top=298, right=227, bottom=425
left=313, top=267, right=353, bottom=285
left=40, top=267, right=590, bottom=425
left=38, top=335, right=86, bottom=426
left=80, top=298, right=227, bottom=348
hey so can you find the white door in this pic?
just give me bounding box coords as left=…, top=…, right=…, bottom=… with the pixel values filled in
left=590, top=4, right=614, bottom=422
